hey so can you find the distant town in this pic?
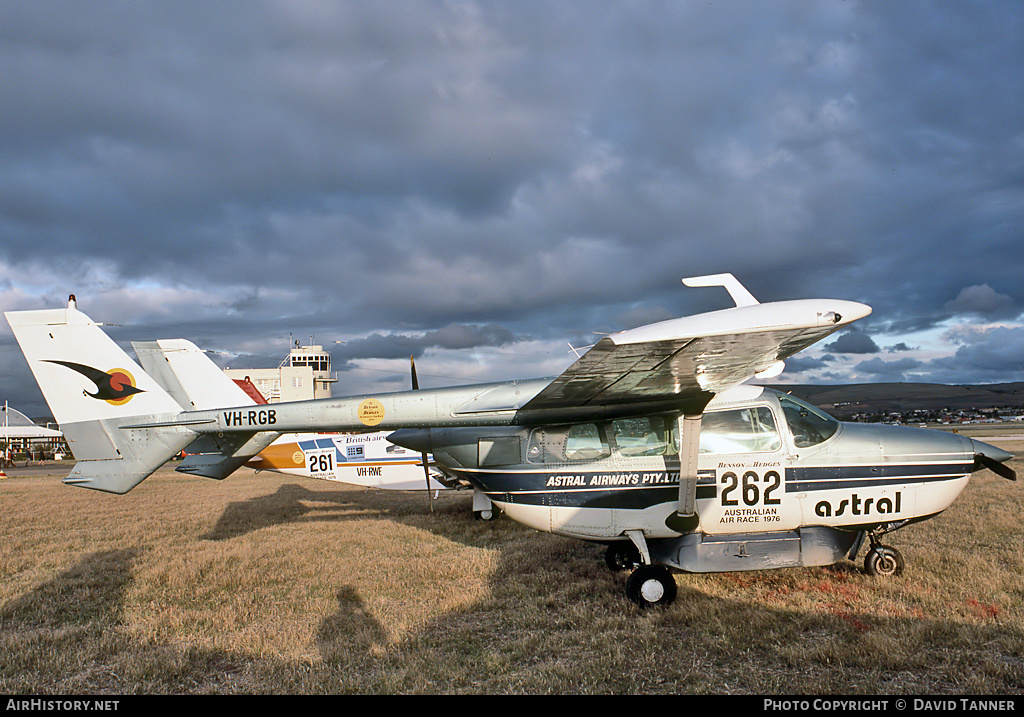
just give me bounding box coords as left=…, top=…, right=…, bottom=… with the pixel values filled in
left=841, top=405, right=1024, bottom=426
left=776, top=382, right=1024, bottom=426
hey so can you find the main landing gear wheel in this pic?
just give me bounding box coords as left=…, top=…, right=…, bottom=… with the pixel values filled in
left=626, top=565, right=677, bottom=608
left=864, top=544, right=904, bottom=577
left=474, top=509, right=494, bottom=520
left=605, top=542, right=641, bottom=572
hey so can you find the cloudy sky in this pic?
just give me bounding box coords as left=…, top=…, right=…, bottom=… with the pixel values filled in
left=2, top=1, right=1023, bottom=418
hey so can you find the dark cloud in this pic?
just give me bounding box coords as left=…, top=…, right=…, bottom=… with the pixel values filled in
left=944, top=284, right=1018, bottom=319
left=854, top=357, right=924, bottom=382
left=782, top=354, right=836, bottom=373
left=334, top=323, right=520, bottom=365
left=3, top=1, right=1024, bottom=417
left=824, top=330, right=880, bottom=354
left=926, top=326, right=1024, bottom=383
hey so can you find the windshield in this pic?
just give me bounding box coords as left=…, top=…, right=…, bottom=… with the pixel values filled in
left=778, top=394, right=840, bottom=448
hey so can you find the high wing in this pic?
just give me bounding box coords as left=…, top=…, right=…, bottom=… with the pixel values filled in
left=505, top=274, right=870, bottom=535
left=510, top=275, right=869, bottom=416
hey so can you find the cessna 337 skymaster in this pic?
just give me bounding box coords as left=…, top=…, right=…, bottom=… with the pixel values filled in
left=6, top=275, right=1016, bottom=607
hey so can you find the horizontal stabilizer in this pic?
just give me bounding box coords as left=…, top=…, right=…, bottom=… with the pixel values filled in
left=62, top=426, right=195, bottom=494
left=133, top=338, right=281, bottom=479
left=177, top=431, right=280, bottom=479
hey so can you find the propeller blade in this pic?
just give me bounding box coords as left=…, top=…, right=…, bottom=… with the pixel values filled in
left=411, top=356, right=433, bottom=511
left=971, top=438, right=1016, bottom=481
left=975, top=452, right=1017, bottom=481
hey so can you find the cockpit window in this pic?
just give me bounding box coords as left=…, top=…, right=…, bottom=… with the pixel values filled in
left=778, top=394, right=839, bottom=448
left=698, top=407, right=781, bottom=454
left=611, top=417, right=671, bottom=457
left=564, top=423, right=610, bottom=461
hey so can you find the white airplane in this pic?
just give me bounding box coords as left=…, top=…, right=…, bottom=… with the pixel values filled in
left=129, top=338, right=487, bottom=514
left=6, top=275, right=1015, bottom=607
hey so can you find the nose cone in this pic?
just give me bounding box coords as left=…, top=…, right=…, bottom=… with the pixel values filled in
left=388, top=428, right=431, bottom=454
left=971, top=438, right=1013, bottom=465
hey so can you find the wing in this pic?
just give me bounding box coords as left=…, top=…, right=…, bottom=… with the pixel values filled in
left=521, top=293, right=871, bottom=415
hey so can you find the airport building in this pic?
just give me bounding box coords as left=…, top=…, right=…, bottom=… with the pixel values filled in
left=2, top=403, right=67, bottom=459
left=223, top=343, right=336, bottom=403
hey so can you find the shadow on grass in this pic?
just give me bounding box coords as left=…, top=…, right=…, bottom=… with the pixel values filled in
left=4, top=476, right=1024, bottom=693
left=198, top=479, right=513, bottom=549
left=199, top=483, right=359, bottom=540
left=0, top=549, right=263, bottom=693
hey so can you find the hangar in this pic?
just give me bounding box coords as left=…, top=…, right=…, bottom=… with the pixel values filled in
left=2, top=403, right=66, bottom=462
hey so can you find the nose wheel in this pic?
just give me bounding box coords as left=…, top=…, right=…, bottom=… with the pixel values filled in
left=864, top=543, right=904, bottom=576
left=858, top=524, right=908, bottom=578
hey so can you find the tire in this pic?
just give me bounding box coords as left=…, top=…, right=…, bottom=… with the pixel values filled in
left=626, top=565, right=677, bottom=608
left=864, top=544, right=904, bottom=577
left=605, top=542, right=641, bottom=572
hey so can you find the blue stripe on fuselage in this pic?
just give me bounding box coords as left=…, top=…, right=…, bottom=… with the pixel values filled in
left=460, top=463, right=970, bottom=509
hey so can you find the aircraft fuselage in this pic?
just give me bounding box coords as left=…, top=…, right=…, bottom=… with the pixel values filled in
left=388, top=385, right=997, bottom=574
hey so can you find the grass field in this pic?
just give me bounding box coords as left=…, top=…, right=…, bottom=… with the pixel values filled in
left=2, top=446, right=1023, bottom=695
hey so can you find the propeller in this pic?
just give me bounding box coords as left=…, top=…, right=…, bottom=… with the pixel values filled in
left=411, top=356, right=435, bottom=511
left=970, top=438, right=1016, bottom=481
left=974, top=452, right=1017, bottom=481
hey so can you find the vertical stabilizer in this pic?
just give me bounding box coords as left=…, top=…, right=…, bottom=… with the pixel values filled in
left=133, top=339, right=256, bottom=410
left=132, top=337, right=280, bottom=479
left=5, top=298, right=196, bottom=493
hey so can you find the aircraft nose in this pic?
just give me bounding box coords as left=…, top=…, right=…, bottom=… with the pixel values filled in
left=970, top=438, right=1016, bottom=481
left=388, top=428, right=431, bottom=454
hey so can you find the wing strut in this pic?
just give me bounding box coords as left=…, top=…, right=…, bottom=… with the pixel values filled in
left=665, top=414, right=702, bottom=534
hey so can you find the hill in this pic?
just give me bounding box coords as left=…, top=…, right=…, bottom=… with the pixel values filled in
left=770, top=382, right=1024, bottom=420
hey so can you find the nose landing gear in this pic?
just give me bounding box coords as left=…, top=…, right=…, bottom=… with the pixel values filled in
left=861, top=527, right=905, bottom=577
left=864, top=542, right=904, bottom=576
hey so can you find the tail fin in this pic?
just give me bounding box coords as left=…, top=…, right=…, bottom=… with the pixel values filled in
left=133, top=339, right=256, bottom=410
left=131, top=338, right=279, bottom=479
left=5, top=297, right=196, bottom=493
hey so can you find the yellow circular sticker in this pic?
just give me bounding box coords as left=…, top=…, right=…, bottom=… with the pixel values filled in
left=358, top=398, right=385, bottom=426
left=292, top=450, right=304, bottom=465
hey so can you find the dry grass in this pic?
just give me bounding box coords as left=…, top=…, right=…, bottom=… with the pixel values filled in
left=2, top=454, right=1023, bottom=695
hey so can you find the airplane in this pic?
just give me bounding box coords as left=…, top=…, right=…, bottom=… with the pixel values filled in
left=6, top=275, right=1015, bottom=608
left=128, top=337, right=492, bottom=516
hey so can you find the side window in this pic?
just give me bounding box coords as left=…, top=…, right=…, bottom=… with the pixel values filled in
left=527, top=424, right=610, bottom=463
left=699, top=407, right=781, bottom=454
left=611, top=417, right=670, bottom=457
left=564, top=423, right=610, bottom=461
